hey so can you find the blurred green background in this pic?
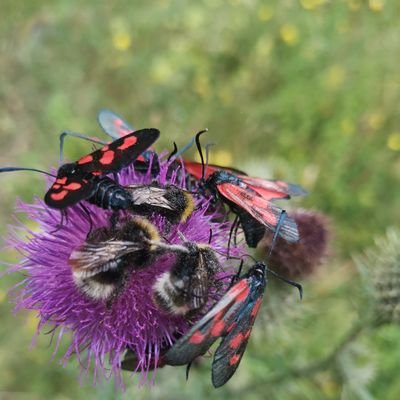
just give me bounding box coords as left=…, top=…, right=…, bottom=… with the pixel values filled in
left=1, top=0, right=400, bottom=399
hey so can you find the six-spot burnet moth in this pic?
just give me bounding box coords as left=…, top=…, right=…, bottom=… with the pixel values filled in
left=185, top=131, right=307, bottom=247
left=0, top=128, right=160, bottom=211
left=163, top=261, right=302, bottom=387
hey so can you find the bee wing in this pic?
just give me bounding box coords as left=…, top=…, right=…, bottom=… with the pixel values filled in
left=217, top=182, right=299, bottom=242
left=125, top=185, right=175, bottom=210
left=69, top=240, right=145, bottom=277
left=163, top=278, right=253, bottom=366
left=188, top=250, right=211, bottom=310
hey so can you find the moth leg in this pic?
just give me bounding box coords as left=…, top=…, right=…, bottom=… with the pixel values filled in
left=59, top=131, right=107, bottom=164
left=227, top=215, right=240, bottom=259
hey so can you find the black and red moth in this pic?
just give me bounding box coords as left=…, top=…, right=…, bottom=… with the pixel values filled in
left=164, top=262, right=269, bottom=387
left=184, top=140, right=306, bottom=247
left=97, top=109, right=160, bottom=175
left=45, top=128, right=159, bottom=209
left=164, top=262, right=302, bottom=387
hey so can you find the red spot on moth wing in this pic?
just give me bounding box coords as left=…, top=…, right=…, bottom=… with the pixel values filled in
left=251, top=298, right=263, bottom=317
left=229, top=354, right=241, bottom=366
left=189, top=330, right=205, bottom=344
left=246, top=186, right=289, bottom=201
left=236, top=285, right=250, bottom=302
left=56, top=177, right=68, bottom=184
left=115, top=119, right=131, bottom=135
left=77, top=154, right=94, bottom=165
left=226, top=322, right=236, bottom=333
left=229, top=333, right=244, bottom=349
left=213, top=310, right=225, bottom=321
left=211, top=320, right=226, bottom=337
left=101, top=145, right=110, bottom=151
left=99, top=150, right=115, bottom=165
left=117, top=135, right=138, bottom=150
left=136, top=154, right=145, bottom=162
left=91, top=171, right=101, bottom=176
left=52, top=184, right=61, bottom=189
left=63, top=182, right=82, bottom=191
left=50, top=190, right=69, bottom=201
left=244, top=329, right=252, bottom=339
left=226, top=279, right=251, bottom=303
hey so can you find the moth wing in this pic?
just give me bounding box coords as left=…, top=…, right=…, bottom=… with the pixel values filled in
left=240, top=176, right=307, bottom=198
left=184, top=161, right=247, bottom=180
left=97, top=109, right=134, bottom=139
left=163, top=279, right=252, bottom=366
left=77, top=129, right=160, bottom=174
left=212, top=295, right=264, bottom=387
left=44, top=176, right=97, bottom=209
left=217, top=182, right=299, bottom=242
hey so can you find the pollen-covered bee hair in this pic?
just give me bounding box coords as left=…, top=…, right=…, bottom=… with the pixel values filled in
left=152, top=242, right=221, bottom=316
left=68, top=216, right=187, bottom=302
left=126, top=183, right=195, bottom=224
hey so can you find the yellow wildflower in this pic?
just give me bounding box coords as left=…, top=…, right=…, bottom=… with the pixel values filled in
left=348, top=0, right=361, bottom=11
left=369, top=0, right=384, bottom=12
left=150, top=60, right=174, bottom=83
left=195, top=149, right=233, bottom=167
left=25, top=311, right=38, bottom=334
left=112, top=32, right=132, bottom=51
left=367, top=112, right=385, bottom=130
left=300, top=0, right=325, bottom=11
left=387, top=133, right=400, bottom=151
left=280, top=24, right=299, bottom=46
left=258, top=5, right=274, bottom=21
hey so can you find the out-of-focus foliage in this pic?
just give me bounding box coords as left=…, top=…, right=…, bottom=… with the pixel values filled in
left=0, top=0, right=399, bottom=399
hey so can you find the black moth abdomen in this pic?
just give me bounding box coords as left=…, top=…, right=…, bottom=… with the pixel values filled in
left=87, top=176, right=132, bottom=210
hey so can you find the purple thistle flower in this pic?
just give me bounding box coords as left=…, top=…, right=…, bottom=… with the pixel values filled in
left=4, top=154, right=243, bottom=387
left=258, top=209, right=330, bottom=279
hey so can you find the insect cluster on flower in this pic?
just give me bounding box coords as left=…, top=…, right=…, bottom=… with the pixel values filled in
left=1, top=109, right=305, bottom=388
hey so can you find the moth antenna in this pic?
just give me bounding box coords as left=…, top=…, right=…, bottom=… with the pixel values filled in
left=204, top=142, right=215, bottom=178
left=265, top=266, right=303, bottom=299
left=174, top=136, right=195, bottom=158
left=167, top=142, right=178, bottom=161
left=194, top=129, right=208, bottom=181
left=0, top=166, right=57, bottom=178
